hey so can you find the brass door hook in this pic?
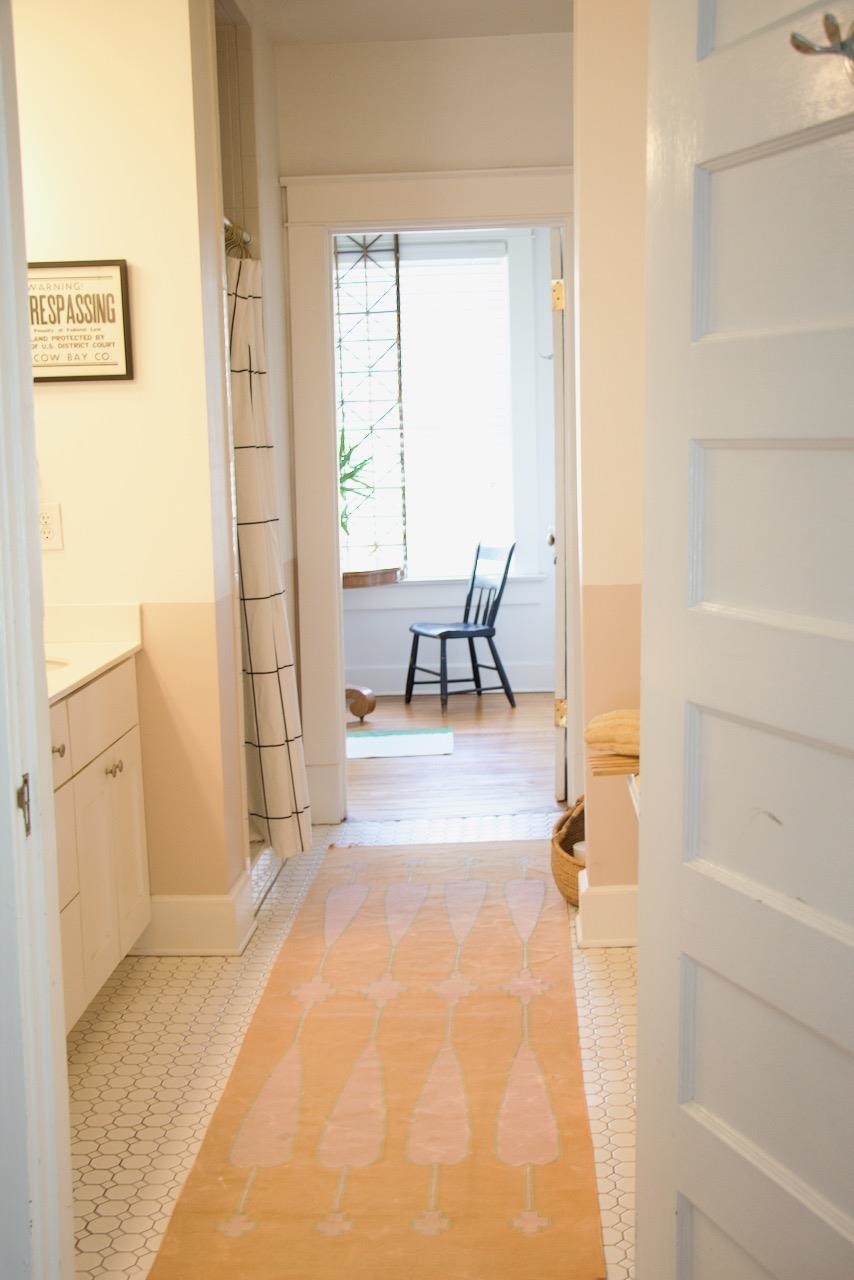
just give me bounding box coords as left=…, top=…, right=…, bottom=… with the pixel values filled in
left=791, top=13, right=854, bottom=61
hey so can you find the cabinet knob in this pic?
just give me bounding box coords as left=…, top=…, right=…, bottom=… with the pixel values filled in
left=105, top=761, right=122, bottom=778
left=52, top=743, right=66, bottom=758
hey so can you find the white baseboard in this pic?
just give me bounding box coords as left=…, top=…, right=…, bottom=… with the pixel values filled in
left=575, top=870, right=638, bottom=948
left=131, top=869, right=257, bottom=956
left=344, top=661, right=554, bottom=696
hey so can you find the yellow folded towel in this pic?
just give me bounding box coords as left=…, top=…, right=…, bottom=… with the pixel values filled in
left=584, top=708, right=640, bottom=757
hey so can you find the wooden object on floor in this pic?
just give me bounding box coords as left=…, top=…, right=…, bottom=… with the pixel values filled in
left=346, top=686, right=376, bottom=721
left=345, top=692, right=555, bottom=820
left=551, top=797, right=586, bottom=906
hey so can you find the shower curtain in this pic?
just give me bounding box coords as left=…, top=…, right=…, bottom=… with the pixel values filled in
left=226, top=256, right=311, bottom=857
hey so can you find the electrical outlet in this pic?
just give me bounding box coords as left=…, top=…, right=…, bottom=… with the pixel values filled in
left=39, top=503, right=63, bottom=551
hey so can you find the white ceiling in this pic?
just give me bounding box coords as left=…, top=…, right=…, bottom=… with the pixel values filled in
left=251, top=0, right=572, bottom=45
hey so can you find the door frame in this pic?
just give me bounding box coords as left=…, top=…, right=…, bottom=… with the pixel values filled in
left=0, top=1, right=74, bottom=1272
left=281, top=166, right=580, bottom=820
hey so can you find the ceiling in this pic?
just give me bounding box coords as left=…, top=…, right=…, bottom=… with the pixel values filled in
left=251, top=0, right=572, bottom=45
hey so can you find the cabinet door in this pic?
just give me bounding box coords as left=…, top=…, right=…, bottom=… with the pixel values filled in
left=74, top=750, right=121, bottom=1001
left=49, top=700, right=71, bottom=788
left=111, top=726, right=150, bottom=953
left=54, top=780, right=79, bottom=911
left=67, top=658, right=137, bottom=774
left=59, top=897, right=86, bottom=1033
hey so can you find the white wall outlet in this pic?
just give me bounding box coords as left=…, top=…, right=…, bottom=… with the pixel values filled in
left=39, top=503, right=63, bottom=551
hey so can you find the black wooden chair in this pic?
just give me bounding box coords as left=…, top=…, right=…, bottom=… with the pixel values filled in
left=404, top=544, right=516, bottom=711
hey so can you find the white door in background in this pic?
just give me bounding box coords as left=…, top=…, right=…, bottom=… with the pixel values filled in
left=551, top=226, right=566, bottom=803
left=551, top=227, right=570, bottom=804
left=551, top=224, right=583, bottom=807
left=638, top=4, right=854, bottom=1277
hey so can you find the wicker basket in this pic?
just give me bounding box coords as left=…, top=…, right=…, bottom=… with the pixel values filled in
left=551, top=796, right=586, bottom=907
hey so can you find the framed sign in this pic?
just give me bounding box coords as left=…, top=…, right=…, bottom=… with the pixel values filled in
left=27, top=259, right=133, bottom=381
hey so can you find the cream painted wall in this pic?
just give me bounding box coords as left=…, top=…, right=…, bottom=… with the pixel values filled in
left=276, top=33, right=573, bottom=176
left=573, top=0, right=647, bottom=903
left=13, top=0, right=248, bottom=918
left=15, top=0, right=217, bottom=607
left=574, top=5, right=646, bottom=588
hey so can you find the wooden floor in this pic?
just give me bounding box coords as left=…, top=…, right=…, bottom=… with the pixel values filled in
left=345, top=691, right=557, bottom=820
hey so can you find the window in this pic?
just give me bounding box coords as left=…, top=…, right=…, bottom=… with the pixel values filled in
left=333, top=228, right=549, bottom=580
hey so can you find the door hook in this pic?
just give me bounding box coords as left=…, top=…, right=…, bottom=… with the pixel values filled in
left=791, top=13, right=854, bottom=62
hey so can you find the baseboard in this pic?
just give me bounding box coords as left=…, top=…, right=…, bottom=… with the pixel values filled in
left=344, top=661, right=554, bottom=696
left=131, top=869, right=257, bottom=956
left=575, top=870, right=638, bottom=948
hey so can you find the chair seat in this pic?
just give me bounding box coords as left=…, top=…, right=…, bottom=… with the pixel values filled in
left=410, top=621, right=496, bottom=641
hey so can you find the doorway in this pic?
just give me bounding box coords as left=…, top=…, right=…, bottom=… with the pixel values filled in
left=331, top=223, right=566, bottom=822
left=284, top=168, right=581, bottom=825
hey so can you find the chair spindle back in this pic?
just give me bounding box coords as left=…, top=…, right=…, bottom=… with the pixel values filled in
left=462, top=544, right=515, bottom=628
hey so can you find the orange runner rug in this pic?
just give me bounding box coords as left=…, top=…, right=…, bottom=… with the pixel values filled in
left=149, top=842, right=605, bottom=1279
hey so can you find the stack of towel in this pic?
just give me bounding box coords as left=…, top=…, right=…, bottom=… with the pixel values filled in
left=584, top=708, right=639, bottom=776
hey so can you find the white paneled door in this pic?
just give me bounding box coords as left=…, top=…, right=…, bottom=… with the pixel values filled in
left=552, top=225, right=568, bottom=804
left=638, top=4, right=854, bottom=1278
left=0, top=0, right=74, bottom=1272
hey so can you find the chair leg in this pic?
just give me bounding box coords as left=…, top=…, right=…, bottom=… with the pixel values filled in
left=468, top=638, right=482, bottom=695
left=404, top=634, right=419, bottom=704
left=487, top=637, right=515, bottom=708
left=439, top=639, right=449, bottom=711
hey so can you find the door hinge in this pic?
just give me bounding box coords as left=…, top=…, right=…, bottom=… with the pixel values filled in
left=16, top=772, right=32, bottom=837
left=551, top=279, right=566, bottom=311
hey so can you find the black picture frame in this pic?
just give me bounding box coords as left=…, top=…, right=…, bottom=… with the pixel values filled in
left=27, top=259, right=133, bottom=382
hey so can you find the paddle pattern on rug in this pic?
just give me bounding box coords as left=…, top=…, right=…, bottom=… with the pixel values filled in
left=149, top=842, right=605, bottom=1280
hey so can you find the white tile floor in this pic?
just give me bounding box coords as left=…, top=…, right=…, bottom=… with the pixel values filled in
left=573, top=944, right=637, bottom=1279
left=67, top=817, right=636, bottom=1279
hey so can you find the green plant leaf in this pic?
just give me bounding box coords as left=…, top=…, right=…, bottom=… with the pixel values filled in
left=338, top=427, right=375, bottom=534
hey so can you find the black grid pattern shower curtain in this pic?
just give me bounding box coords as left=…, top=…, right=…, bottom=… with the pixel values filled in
left=227, top=256, right=311, bottom=857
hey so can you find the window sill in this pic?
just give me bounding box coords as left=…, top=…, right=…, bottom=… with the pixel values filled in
left=341, top=573, right=551, bottom=612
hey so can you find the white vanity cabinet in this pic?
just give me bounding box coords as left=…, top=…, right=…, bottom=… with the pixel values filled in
left=50, top=656, right=150, bottom=1032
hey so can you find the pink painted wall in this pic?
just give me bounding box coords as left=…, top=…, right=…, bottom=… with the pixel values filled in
left=574, top=0, right=648, bottom=893
left=581, top=585, right=642, bottom=887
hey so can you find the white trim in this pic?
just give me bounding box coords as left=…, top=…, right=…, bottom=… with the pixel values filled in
left=131, top=870, right=257, bottom=956
left=281, top=166, right=574, bottom=231
left=283, top=166, right=581, bottom=820
left=307, top=763, right=347, bottom=824
left=575, top=869, right=638, bottom=948
left=281, top=165, right=574, bottom=186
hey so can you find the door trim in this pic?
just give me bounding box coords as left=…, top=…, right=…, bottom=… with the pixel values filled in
left=281, top=166, right=580, bottom=820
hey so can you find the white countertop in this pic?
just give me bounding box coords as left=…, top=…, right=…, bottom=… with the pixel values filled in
left=45, top=639, right=142, bottom=704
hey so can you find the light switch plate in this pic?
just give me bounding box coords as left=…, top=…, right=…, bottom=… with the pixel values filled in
left=39, top=503, right=63, bottom=550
